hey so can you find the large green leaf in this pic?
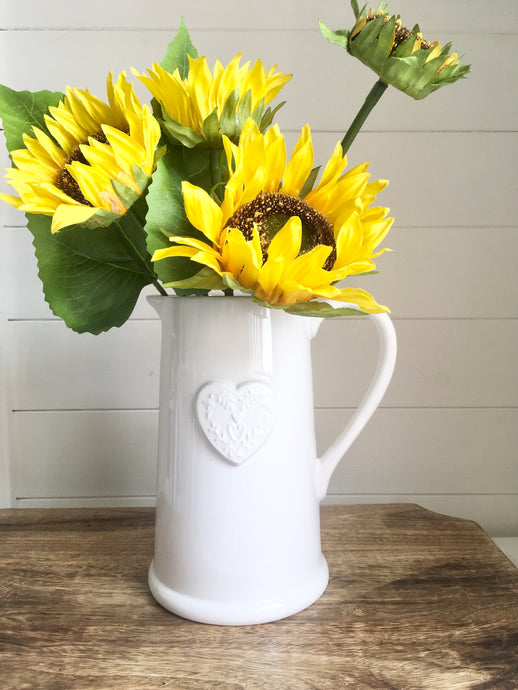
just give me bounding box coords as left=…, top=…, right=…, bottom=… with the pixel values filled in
left=144, top=147, right=207, bottom=291
left=159, top=17, right=198, bottom=78
left=0, top=84, right=64, bottom=153
left=27, top=210, right=155, bottom=334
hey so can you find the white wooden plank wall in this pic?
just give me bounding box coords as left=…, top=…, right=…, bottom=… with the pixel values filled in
left=0, top=0, right=517, bottom=536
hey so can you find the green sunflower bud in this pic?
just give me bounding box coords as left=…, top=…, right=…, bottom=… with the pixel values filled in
left=320, top=1, right=470, bottom=100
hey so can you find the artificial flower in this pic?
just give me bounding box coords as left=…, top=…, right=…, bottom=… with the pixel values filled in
left=0, top=72, right=161, bottom=233
left=320, top=1, right=470, bottom=100
left=152, top=119, right=392, bottom=314
left=134, top=54, right=291, bottom=147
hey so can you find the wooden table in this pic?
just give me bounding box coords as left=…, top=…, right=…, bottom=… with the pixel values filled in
left=0, top=504, right=517, bottom=689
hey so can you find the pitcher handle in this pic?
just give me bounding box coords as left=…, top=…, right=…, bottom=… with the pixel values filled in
left=317, top=306, right=397, bottom=501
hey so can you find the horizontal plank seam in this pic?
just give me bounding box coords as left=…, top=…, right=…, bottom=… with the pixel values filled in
left=10, top=406, right=518, bottom=413
left=15, top=495, right=157, bottom=499
left=15, top=492, right=518, bottom=500
left=326, top=491, right=518, bottom=498
left=2, top=27, right=517, bottom=35
left=6, top=317, right=518, bottom=323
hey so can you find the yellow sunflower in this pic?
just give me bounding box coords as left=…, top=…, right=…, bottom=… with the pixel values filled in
left=0, top=72, right=161, bottom=233
left=134, top=54, right=291, bottom=147
left=153, top=119, right=393, bottom=314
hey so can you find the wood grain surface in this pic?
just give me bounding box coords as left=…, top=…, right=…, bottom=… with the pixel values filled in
left=0, top=504, right=517, bottom=689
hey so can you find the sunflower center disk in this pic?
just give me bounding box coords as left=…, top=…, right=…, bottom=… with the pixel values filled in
left=226, top=193, right=336, bottom=269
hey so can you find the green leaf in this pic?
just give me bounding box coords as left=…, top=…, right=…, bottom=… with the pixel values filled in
left=111, top=168, right=149, bottom=211
left=247, top=294, right=367, bottom=317
left=161, top=112, right=204, bottom=148
left=201, top=108, right=221, bottom=145
left=352, top=14, right=386, bottom=54
left=250, top=97, right=265, bottom=128
left=131, top=164, right=150, bottom=194
left=300, top=166, right=321, bottom=199
left=351, top=1, right=363, bottom=20
left=159, top=17, right=198, bottom=78
left=71, top=208, right=121, bottom=231
left=27, top=211, right=154, bottom=334
left=164, top=266, right=226, bottom=292
left=374, top=15, right=396, bottom=70
left=144, top=147, right=207, bottom=289
left=0, top=85, right=64, bottom=153
left=285, top=301, right=366, bottom=318
left=259, top=100, right=286, bottom=132
left=393, top=27, right=421, bottom=58
left=237, top=90, right=253, bottom=127
left=318, top=20, right=350, bottom=50
left=220, top=88, right=241, bottom=140
left=221, top=274, right=250, bottom=293
left=180, top=146, right=212, bottom=191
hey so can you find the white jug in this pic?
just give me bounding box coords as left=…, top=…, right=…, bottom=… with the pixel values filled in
left=148, top=295, right=396, bottom=625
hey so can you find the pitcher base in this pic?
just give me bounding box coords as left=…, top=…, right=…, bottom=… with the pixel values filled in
left=148, top=556, right=329, bottom=626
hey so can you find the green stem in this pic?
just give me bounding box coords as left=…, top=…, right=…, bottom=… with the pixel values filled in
left=210, top=150, right=233, bottom=296
left=341, top=78, right=388, bottom=155
left=116, top=214, right=167, bottom=297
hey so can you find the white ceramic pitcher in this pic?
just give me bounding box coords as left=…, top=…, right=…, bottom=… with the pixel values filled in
left=148, top=295, right=396, bottom=625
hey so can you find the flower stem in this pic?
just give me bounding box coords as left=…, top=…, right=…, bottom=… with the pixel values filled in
left=341, top=78, right=388, bottom=155
left=116, top=215, right=168, bottom=297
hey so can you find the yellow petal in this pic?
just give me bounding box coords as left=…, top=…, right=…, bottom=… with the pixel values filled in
left=216, top=54, right=242, bottom=113
left=334, top=214, right=365, bottom=268
left=281, top=125, right=314, bottom=197
left=240, top=59, right=266, bottom=111
left=0, top=192, right=23, bottom=208
left=249, top=224, right=263, bottom=267
left=221, top=228, right=260, bottom=288
left=181, top=181, right=223, bottom=242
left=309, top=141, right=347, bottom=193
left=438, top=52, right=458, bottom=72
left=31, top=128, right=67, bottom=167
left=187, top=56, right=214, bottom=127
left=263, top=131, right=286, bottom=193
left=314, top=287, right=389, bottom=314
left=51, top=203, right=98, bottom=233
left=152, top=245, right=199, bottom=262
left=266, top=216, right=301, bottom=263
left=284, top=245, right=332, bottom=286
left=258, top=217, right=301, bottom=296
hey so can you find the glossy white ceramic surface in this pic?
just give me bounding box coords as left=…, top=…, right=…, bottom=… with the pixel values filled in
left=148, top=295, right=396, bottom=625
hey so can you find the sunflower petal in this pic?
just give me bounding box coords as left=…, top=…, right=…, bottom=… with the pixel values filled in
left=181, top=181, right=223, bottom=242
left=267, top=216, right=301, bottom=263
left=281, top=125, right=314, bottom=196
left=51, top=203, right=99, bottom=233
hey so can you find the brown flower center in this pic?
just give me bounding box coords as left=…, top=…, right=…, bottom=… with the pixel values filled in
left=54, top=130, right=110, bottom=206
left=225, top=192, right=336, bottom=269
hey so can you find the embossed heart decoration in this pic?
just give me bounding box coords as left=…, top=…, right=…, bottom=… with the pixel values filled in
left=196, top=381, right=276, bottom=465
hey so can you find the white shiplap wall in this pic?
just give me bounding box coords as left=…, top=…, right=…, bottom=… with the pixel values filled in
left=0, top=0, right=517, bottom=535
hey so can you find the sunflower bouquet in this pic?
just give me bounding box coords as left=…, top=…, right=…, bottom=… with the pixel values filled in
left=0, top=4, right=469, bottom=335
